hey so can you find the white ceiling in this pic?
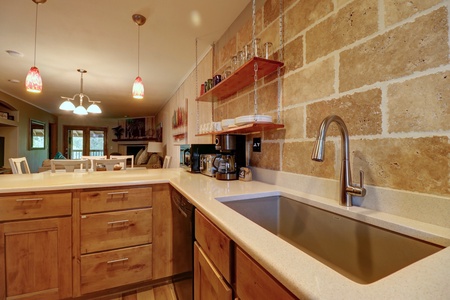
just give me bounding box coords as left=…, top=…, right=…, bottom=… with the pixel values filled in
left=0, top=0, right=250, bottom=118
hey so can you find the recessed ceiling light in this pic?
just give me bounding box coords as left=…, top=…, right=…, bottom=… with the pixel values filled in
left=8, top=79, right=20, bottom=83
left=6, top=50, right=24, bottom=57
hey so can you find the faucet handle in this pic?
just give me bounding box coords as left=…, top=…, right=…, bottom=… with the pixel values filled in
left=348, top=170, right=367, bottom=197
left=359, top=170, right=366, bottom=197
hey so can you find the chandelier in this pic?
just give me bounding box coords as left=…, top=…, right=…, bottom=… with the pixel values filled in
left=59, top=69, right=102, bottom=115
left=132, top=14, right=146, bottom=99
left=25, top=0, right=46, bottom=93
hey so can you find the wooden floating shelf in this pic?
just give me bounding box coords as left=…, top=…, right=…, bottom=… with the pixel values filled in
left=196, top=123, right=284, bottom=136
left=196, top=57, right=284, bottom=102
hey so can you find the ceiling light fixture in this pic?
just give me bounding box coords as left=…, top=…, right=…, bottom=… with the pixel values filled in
left=132, top=14, right=146, bottom=99
left=59, top=69, right=102, bottom=115
left=25, top=0, right=46, bottom=93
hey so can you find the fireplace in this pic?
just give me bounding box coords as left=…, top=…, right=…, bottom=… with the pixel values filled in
left=126, top=145, right=146, bottom=159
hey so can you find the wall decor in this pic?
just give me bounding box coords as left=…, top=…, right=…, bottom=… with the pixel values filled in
left=172, top=98, right=188, bottom=144
left=112, top=117, right=156, bottom=141
left=30, top=119, right=45, bottom=149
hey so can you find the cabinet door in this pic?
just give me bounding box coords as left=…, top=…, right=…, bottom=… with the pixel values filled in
left=194, top=242, right=232, bottom=300
left=0, top=217, right=72, bottom=300
left=235, top=246, right=297, bottom=300
left=195, top=210, right=231, bottom=282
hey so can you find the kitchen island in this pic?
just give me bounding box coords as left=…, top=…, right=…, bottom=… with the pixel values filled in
left=0, top=168, right=449, bottom=299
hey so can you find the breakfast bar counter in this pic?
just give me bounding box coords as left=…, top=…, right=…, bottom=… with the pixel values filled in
left=0, top=168, right=449, bottom=299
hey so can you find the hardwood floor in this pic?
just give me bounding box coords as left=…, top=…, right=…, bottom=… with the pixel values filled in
left=93, top=282, right=184, bottom=300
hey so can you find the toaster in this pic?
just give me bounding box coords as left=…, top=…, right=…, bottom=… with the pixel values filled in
left=200, top=154, right=219, bottom=177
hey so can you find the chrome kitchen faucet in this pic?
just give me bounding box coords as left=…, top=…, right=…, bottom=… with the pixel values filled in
left=311, top=115, right=366, bottom=206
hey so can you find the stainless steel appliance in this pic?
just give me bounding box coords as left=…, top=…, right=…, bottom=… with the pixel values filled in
left=180, top=144, right=217, bottom=173
left=170, top=186, right=194, bottom=300
left=180, top=144, right=190, bottom=169
left=214, top=134, right=246, bottom=180
left=200, top=154, right=219, bottom=177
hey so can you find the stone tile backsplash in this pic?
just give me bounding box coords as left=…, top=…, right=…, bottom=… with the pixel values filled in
left=211, top=0, right=449, bottom=197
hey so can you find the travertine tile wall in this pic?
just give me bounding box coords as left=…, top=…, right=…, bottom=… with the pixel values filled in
left=212, top=0, right=450, bottom=197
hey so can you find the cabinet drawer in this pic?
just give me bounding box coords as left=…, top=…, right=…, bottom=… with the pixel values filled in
left=0, top=192, right=71, bottom=221
left=195, top=210, right=231, bottom=283
left=80, top=186, right=152, bottom=213
left=81, top=244, right=152, bottom=295
left=235, top=246, right=297, bottom=300
left=81, top=208, right=152, bottom=254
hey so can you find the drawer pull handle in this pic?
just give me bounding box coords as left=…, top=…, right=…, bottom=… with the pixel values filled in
left=107, top=257, right=129, bottom=264
left=107, top=219, right=129, bottom=225
left=107, top=191, right=129, bottom=196
left=16, top=198, right=44, bottom=202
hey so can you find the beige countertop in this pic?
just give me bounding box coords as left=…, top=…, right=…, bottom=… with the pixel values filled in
left=1, top=168, right=449, bottom=299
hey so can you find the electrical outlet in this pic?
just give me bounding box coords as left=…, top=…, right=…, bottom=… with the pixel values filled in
left=253, top=137, right=261, bottom=152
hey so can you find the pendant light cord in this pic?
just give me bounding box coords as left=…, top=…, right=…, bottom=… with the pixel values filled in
left=33, top=2, right=39, bottom=66
left=137, top=25, right=140, bottom=76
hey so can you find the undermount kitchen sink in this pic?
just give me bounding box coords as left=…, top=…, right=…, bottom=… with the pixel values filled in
left=219, top=195, right=444, bottom=284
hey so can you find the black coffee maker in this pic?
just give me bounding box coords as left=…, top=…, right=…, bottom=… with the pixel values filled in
left=214, top=134, right=246, bottom=180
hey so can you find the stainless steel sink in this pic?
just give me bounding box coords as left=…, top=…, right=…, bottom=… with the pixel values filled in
left=220, top=196, right=444, bottom=284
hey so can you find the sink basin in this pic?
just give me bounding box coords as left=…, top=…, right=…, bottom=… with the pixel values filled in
left=220, top=196, right=444, bottom=284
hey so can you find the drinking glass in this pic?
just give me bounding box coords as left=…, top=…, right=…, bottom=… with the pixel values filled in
left=231, top=55, right=239, bottom=71
left=237, top=51, right=245, bottom=67
left=264, top=42, right=273, bottom=59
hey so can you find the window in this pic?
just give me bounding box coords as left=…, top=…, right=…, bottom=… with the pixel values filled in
left=63, top=126, right=107, bottom=159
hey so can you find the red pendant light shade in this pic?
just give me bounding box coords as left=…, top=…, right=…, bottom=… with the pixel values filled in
left=25, top=66, right=42, bottom=93
left=132, top=76, right=144, bottom=99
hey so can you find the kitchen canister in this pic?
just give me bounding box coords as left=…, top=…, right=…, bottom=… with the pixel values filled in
left=239, top=167, right=252, bottom=182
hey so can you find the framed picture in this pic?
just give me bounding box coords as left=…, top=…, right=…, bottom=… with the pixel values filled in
left=30, top=119, right=45, bottom=149
left=155, top=122, right=162, bottom=142
left=125, top=117, right=146, bottom=139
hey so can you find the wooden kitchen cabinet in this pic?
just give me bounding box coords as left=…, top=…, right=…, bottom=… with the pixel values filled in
left=0, top=192, right=72, bottom=300
left=194, top=210, right=232, bottom=300
left=80, top=244, right=152, bottom=294
left=76, top=185, right=154, bottom=296
left=194, top=209, right=297, bottom=300
left=235, top=246, right=297, bottom=300
left=194, top=242, right=232, bottom=300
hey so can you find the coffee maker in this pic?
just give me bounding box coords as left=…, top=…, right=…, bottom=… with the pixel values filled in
left=214, top=134, right=246, bottom=180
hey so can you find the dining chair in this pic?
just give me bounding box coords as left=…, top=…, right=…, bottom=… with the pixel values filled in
left=110, top=155, right=134, bottom=168
left=81, top=155, right=107, bottom=171
left=50, top=159, right=89, bottom=173
left=9, top=157, right=31, bottom=174
left=163, top=156, right=171, bottom=169
left=93, top=158, right=127, bottom=171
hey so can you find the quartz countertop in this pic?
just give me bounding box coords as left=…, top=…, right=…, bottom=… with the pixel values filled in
left=1, top=168, right=449, bottom=299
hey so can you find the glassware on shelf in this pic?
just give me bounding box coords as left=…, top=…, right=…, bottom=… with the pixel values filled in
left=237, top=51, right=245, bottom=67
left=264, top=42, right=273, bottom=59
left=231, top=55, right=239, bottom=71
left=200, top=83, right=205, bottom=95
left=243, top=44, right=251, bottom=61
left=222, top=66, right=232, bottom=79
left=251, top=38, right=261, bottom=57
left=213, top=74, right=222, bottom=86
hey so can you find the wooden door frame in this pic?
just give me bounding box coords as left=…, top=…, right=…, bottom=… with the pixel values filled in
left=63, top=125, right=108, bottom=158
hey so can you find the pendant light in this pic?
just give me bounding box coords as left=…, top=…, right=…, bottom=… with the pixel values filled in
left=25, top=0, right=46, bottom=93
left=132, top=14, right=146, bottom=99
left=59, top=69, right=102, bottom=115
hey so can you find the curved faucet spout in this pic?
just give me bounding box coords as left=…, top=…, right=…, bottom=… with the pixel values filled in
left=311, top=115, right=366, bottom=206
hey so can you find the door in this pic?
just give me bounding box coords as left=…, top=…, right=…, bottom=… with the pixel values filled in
left=63, top=126, right=107, bottom=158
left=0, top=217, right=72, bottom=299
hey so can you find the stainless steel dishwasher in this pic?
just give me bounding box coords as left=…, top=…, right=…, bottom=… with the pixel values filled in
left=170, top=186, right=194, bottom=300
